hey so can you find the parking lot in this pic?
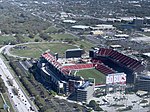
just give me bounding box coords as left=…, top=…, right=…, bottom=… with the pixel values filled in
left=90, top=91, right=150, bottom=112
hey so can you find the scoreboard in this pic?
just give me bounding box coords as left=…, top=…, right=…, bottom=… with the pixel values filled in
left=106, top=73, right=126, bottom=84
left=65, top=49, right=83, bottom=58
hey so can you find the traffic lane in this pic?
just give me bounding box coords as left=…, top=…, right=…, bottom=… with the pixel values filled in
left=0, top=65, right=30, bottom=112
left=0, top=59, right=34, bottom=112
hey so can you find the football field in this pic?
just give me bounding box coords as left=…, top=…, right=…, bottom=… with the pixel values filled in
left=76, top=69, right=106, bottom=84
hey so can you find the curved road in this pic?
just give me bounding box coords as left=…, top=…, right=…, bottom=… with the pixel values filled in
left=2, top=42, right=53, bottom=59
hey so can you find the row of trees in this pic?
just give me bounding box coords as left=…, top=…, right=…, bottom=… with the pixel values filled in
left=0, top=78, right=7, bottom=93
left=9, top=60, right=57, bottom=112
left=88, top=100, right=103, bottom=111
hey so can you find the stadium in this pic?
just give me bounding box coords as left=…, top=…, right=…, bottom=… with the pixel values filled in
left=36, top=45, right=145, bottom=88
left=90, top=48, right=145, bottom=84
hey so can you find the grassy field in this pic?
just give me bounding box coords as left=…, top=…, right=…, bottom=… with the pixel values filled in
left=10, top=42, right=78, bottom=58
left=76, top=69, right=106, bottom=84
left=44, top=26, right=58, bottom=33
left=75, top=39, right=94, bottom=51
left=0, top=35, right=16, bottom=45
left=50, top=33, right=77, bottom=40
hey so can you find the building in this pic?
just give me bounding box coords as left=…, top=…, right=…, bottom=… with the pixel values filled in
left=71, top=25, right=90, bottom=30
left=114, top=34, right=129, bottom=38
left=65, top=48, right=83, bottom=58
left=90, top=30, right=104, bottom=35
left=119, top=17, right=136, bottom=23
left=135, top=75, right=150, bottom=91
left=76, top=81, right=94, bottom=102
left=63, top=20, right=76, bottom=24
left=144, top=17, right=150, bottom=24
left=90, top=24, right=116, bottom=31
left=141, top=28, right=150, bottom=32
left=133, top=18, right=144, bottom=27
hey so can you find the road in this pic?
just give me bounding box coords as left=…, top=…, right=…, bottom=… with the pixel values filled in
left=0, top=46, right=38, bottom=112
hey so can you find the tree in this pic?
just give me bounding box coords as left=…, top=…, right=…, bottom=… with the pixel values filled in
left=35, top=96, right=46, bottom=108
left=34, top=39, right=39, bottom=42
left=8, top=78, right=13, bottom=86
left=49, top=90, right=57, bottom=96
left=12, top=87, right=18, bottom=95
left=88, top=100, right=97, bottom=107
left=29, top=33, right=35, bottom=38
left=39, top=33, right=52, bottom=40
left=0, top=78, right=7, bottom=93
left=94, top=106, right=103, bottom=111
left=80, top=44, right=84, bottom=49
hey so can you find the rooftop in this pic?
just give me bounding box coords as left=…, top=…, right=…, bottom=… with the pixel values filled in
left=71, top=25, right=90, bottom=29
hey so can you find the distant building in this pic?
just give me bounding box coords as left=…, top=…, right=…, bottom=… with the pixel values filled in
left=110, top=44, right=122, bottom=49
left=90, top=24, right=116, bottom=31
left=63, top=20, right=76, bottom=24
left=141, top=28, right=150, bottom=32
left=76, top=81, right=94, bottom=102
left=144, top=17, right=150, bottom=24
left=119, top=17, right=135, bottom=23
left=60, top=12, right=69, bottom=18
left=71, top=25, right=90, bottom=30
left=90, top=30, right=104, bottom=35
left=114, top=34, right=129, bottom=38
left=133, top=18, right=144, bottom=27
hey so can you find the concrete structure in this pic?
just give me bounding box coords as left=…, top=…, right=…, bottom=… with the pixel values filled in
left=77, top=81, right=94, bottom=102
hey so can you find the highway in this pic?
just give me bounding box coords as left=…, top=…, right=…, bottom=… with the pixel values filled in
left=0, top=46, right=38, bottom=112
left=0, top=58, right=37, bottom=112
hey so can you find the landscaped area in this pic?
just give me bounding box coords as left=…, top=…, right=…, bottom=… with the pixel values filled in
left=10, top=42, right=78, bottom=58
left=76, top=69, right=106, bottom=84
left=0, top=36, right=16, bottom=45
left=0, top=95, right=5, bottom=112
left=50, top=33, right=77, bottom=40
